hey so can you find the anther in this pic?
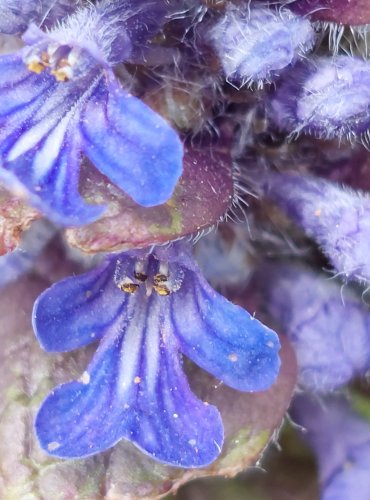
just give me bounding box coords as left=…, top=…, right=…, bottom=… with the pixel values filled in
left=27, top=60, right=46, bottom=74
left=154, top=261, right=169, bottom=284
left=134, top=260, right=148, bottom=282
left=154, top=273, right=167, bottom=284
left=117, top=278, right=140, bottom=294
left=134, top=271, right=147, bottom=282
left=51, top=69, right=70, bottom=82
left=120, top=282, right=139, bottom=294
left=153, top=284, right=171, bottom=296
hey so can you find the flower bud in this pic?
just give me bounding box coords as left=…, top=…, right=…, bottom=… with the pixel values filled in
left=207, top=3, right=315, bottom=87
left=263, top=173, right=370, bottom=283
left=268, top=56, right=370, bottom=142
left=258, top=261, right=370, bottom=391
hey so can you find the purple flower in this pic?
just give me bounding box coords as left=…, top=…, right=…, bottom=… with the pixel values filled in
left=258, top=262, right=370, bottom=391
left=292, top=395, right=370, bottom=500
left=0, top=0, right=80, bottom=34
left=268, top=56, right=370, bottom=141
left=263, top=172, right=370, bottom=283
left=208, top=3, right=315, bottom=87
left=32, top=242, right=280, bottom=467
left=0, top=0, right=183, bottom=225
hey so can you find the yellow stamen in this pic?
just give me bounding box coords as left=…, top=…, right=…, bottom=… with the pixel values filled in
left=154, top=273, right=167, bottom=284
left=153, top=284, right=171, bottom=296
left=51, top=68, right=70, bottom=82
left=119, top=283, right=139, bottom=294
left=134, top=271, right=148, bottom=282
left=27, top=61, right=45, bottom=74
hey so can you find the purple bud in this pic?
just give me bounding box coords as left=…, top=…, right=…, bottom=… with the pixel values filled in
left=289, top=0, right=370, bottom=26
left=268, top=56, right=370, bottom=141
left=258, top=261, right=370, bottom=391
left=207, top=4, right=315, bottom=87
left=292, top=395, right=370, bottom=500
left=264, top=173, right=370, bottom=283
left=0, top=0, right=81, bottom=35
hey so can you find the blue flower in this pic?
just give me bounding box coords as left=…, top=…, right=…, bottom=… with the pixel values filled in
left=32, top=242, right=280, bottom=467
left=0, top=0, right=183, bottom=225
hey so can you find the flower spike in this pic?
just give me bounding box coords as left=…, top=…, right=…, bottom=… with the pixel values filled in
left=33, top=242, right=280, bottom=466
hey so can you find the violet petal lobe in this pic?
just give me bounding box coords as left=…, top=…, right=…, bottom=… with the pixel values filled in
left=33, top=258, right=124, bottom=353
left=0, top=53, right=104, bottom=225
left=35, top=291, right=224, bottom=467
left=80, top=76, right=183, bottom=208
left=171, top=263, right=281, bottom=392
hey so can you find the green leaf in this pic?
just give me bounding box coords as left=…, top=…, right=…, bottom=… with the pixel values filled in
left=66, top=144, right=234, bottom=254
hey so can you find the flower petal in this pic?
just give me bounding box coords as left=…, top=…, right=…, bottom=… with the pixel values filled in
left=171, top=266, right=281, bottom=392
left=33, top=259, right=125, bottom=353
left=0, top=57, right=104, bottom=225
left=80, top=76, right=183, bottom=207
left=35, top=294, right=223, bottom=467
left=0, top=54, right=52, bottom=116
left=0, top=128, right=104, bottom=226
